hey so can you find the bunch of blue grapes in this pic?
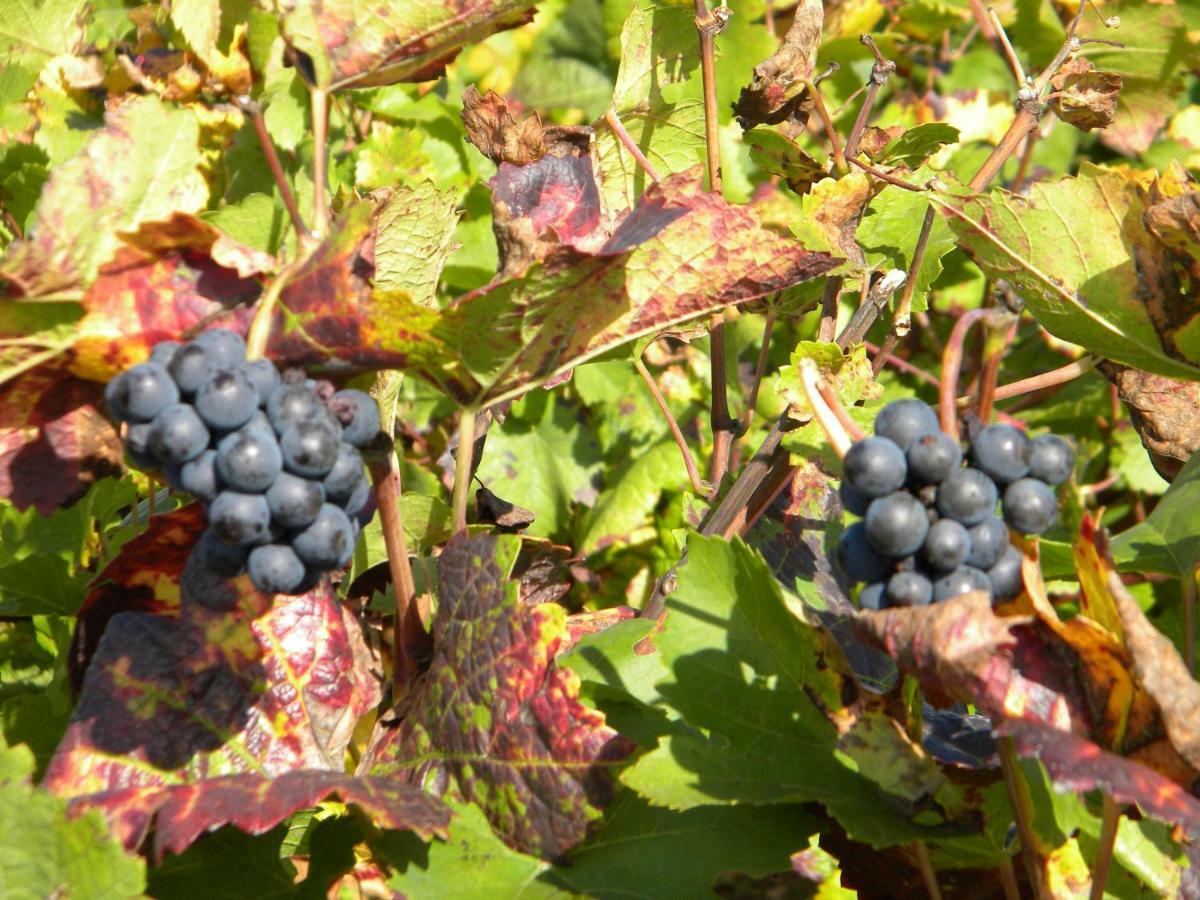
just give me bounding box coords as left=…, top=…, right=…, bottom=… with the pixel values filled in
left=837, top=398, right=1074, bottom=609
left=104, top=329, right=381, bottom=595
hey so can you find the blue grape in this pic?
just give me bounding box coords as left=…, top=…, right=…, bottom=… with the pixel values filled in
left=935, top=468, right=997, bottom=526
left=280, top=420, right=339, bottom=478
left=836, top=522, right=892, bottom=584
left=864, top=492, right=929, bottom=558
left=970, top=424, right=1029, bottom=486
left=235, top=409, right=273, bottom=437
left=933, top=566, right=992, bottom=602
left=208, top=491, right=272, bottom=545
left=192, top=528, right=250, bottom=578
left=887, top=571, right=933, bottom=607
left=906, top=432, right=962, bottom=485
left=323, top=443, right=364, bottom=505
left=988, top=546, right=1024, bottom=601
left=1002, top=478, right=1059, bottom=535
left=292, top=503, right=355, bottom=569
left=343, top=478, right=371, bottom=520
left=167, top=342, right=216, bottom=396
left=109, top=362, right=179, bottom=422
left=125, top=422, right=156, bottom=469
left=267, top=384, right=324, bottom=434
left=194, top=368, right=258, bottom=430
left=843, top=437, right=907, bottom=498
left=874, top=399, right=939, bottom=451
left=148, top=404, right=210, bottom=464
left=966, top=516, right=1009, bottom=570
left=858, top=582, right=886, bottom=610
left=180, top=448, right=221, bottom=501
left=239, top=358, right=281, bottom=406
left=839, top=481, right=871, bottom=517
left=215, top=429, right=283, bottom=493
left=193, top=328, right=246, bottom=370
left=921, top=518, right=971, bottom=573
left=266, top=472, right=324, bottom=529
left=1026, top=434, right=1074, bottom=485
left=248, top=544, right=307, bottom=594
left=148, top=340, right=180, bottom=368
left=331, top=389, right=381, bottom=447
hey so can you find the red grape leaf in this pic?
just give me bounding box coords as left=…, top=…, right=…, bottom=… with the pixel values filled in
left=67, top=771, right=448, bottom=860
left=0, top=362, right=122, bottom=514
left=359, top=532, right=633, bottom=859
left=274, top=0, right=536, bottom=90
left=44, top=508, right=382, bottom=848
left=1002, top=719, right=1200, bottom=835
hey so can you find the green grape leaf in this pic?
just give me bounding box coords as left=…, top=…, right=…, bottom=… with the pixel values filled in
left=1110, top=448, right=1200, bottom=577
left=372, top=182, right=460, bottom=307
left=876, top=123, right=960, bottom=168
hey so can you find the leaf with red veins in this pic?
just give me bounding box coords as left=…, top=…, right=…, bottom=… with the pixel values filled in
left=67, top=771, right=449, bottom=859
left=0, top=362, right=122, bottom=514
left=360, top=532, right=633, bottom=860
left=44, top=508, right=381, bottom=842
left=273, top=0, right=536, bottom=90
left=1002, top=719, right=1200, bottom=835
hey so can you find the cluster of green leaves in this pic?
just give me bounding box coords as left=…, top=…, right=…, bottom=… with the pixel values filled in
left=1, top=0, right=1200, bottom=897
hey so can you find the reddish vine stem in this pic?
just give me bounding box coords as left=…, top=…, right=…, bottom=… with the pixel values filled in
left=743, top=307, right=777, bottom=431
left=848, top=157, right=923, bottom=192
left=694, top=0, right=723, bottom=194
left=605, top=108, right=662, bottom=182
left=311, top=88, right=330, bottom=235
left=1010, top=127, right=1040, bottom=193
left=1089, top=795, right=1120, bottom=900
left=893, top=205, right=937, bottom=336
left=998, top=735, right=1049, bottom=898
left=635, top=356, right=706, bottom=496
left=844, top=36, right=895, bottom=159
left=958, top=357, right=1093, bottom=407
left=996, top=858, right=1022, bottom=900
left=817, top=278, right=842, bottom=342
left=451, top=407, right=478, bottom=532
left=235, top=96, right=307, bottom=239
left=912, top=842, right=943, bottom=900
left=938, top=308, right=989, bottom=439
left=804, top=77, right=848, bottom=175
left=977, top=318, right=1018, bottom=424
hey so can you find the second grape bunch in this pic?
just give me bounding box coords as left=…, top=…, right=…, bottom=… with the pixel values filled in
left=837, top=398, right=1074, bottom=610
left=105, top=329, right=382, bottom=596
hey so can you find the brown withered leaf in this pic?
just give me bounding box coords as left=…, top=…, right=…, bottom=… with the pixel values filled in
left=1108, top=568, right=1200, bottom=773
left=476, top=484, right=537, bottom=533
left=733, top=0, right=823, bottom=128
left=1049, top=59, right=1122, bottom=132
left=462, top=86, right=548, bottom=166
left=1099, top=361, right=1200, bottom=482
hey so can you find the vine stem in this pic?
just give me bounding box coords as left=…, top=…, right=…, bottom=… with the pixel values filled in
left=311, top=88, right=330, bottom=236
left=635, top=356, right=706, bottom=496
left=893, top=205, right=936, bottom=336
left=957, top=357, right=1094, bottom=407
left=797, top=358, right=854, bottom=460
left=692, top=1, right=734, bottom=496
left=804, top=77, right=848, bottom=175
left=1089, top=794, right=1120, bottom=900
left=977, top=317, right=1018, bottom=424
left=451, top=407, right=478, bottom=533
left=605, top=108, right=661, bottom=182
left=244, top=253, right=309, bottom=361
left=997, top=857, right=1022, bottom=900
left=234, top=96, right=307, bottom=240
left=912, top=842, right=943, bottom=900
left=938, top=308, right=989, bottom=439
left=998, top=735, right=1049, bottom=899
left=844, top=36, right=895, bottom=159
left=742, top=306, right=777, bottom=431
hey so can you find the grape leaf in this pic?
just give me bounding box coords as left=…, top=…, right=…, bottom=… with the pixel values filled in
left=938, top=165, right=1200, bottom=380
left=1, top=95, right=213, bottom=296
left=732, top=0, right=822, bottom=128
left=359, top=531, right=633, bottom=859
left=877, top=123, right=960, bottom=168
left=1110, top=451, right=1200, bottom=577
left=271, top=0, right=537, bottom=90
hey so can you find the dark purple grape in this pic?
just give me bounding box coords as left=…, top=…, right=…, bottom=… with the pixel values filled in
left=921, top=519, right=971, bottom=573
left=886, top=571, right=933, bottom=607
left=932, top=566, right=992, bottom=602
left=125, top=422, right=156, bottom=469
left=266, top=472, right=324, bottom=529
left=195, top=368, right=258, bottom=430
left=344, top=478, right=371, bottom=519
left=323, top=443, right=364, bottom=505
left=280, top=420, right=339, bottom=478
left=906, top=432, right=962, bottom=485
left=208, top=491, right=272, bottom=545
left=988, top=546, right=1024, bottom=601
left=839, top=480, right=871, bottom=517
left=267, top=384, right=324, bottom=434
left=215, top=429, right=283, bottom=493
left=193, top=328, right=246, bottom=370
left=180, top=530, right=249, bottom=611
left=292, top=503, right=355, bottom=569
left=970, top=424, right=1030, bottom=486
left=874, top=399, right=939, bottom=451
left=966, top=516, right=1009, bottom=570
left=330, top=389, right=381, bottom=447
left=109, top=362, right=179, bottom=423
left=836, top=522, right=892, bottom=584
left=936, top=468, right=998, bottom=526
left=148, top=340, right=180, bottom=368
left=248, top=544, right=307, bottom=594
left=167, top=342, right=216, bottom=396
left=180, top=448, right=221, bottom=501
left=239, top=358, right=281, bottom=406
left=843, top=437, right=907, bottom=498
left=192, top=528, right=250, bottom=578
left=148, top=404, right=210, bottom=464
left=864, top=492, right=929, bottom=558
left=859, top=582, right=886, bottom=610
left=1026, top=434, right=1074, bottom=485
left=1002, top=478, right=1059, bottom=535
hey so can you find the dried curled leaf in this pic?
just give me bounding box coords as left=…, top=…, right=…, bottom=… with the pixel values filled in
left=1099, top=361, right=1200, bottom=482
left=733, top=0, right=823, bottom=128
left=1049, top=59, right=1122, bottom=132
left=462, top=86, right=548, bottom=166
